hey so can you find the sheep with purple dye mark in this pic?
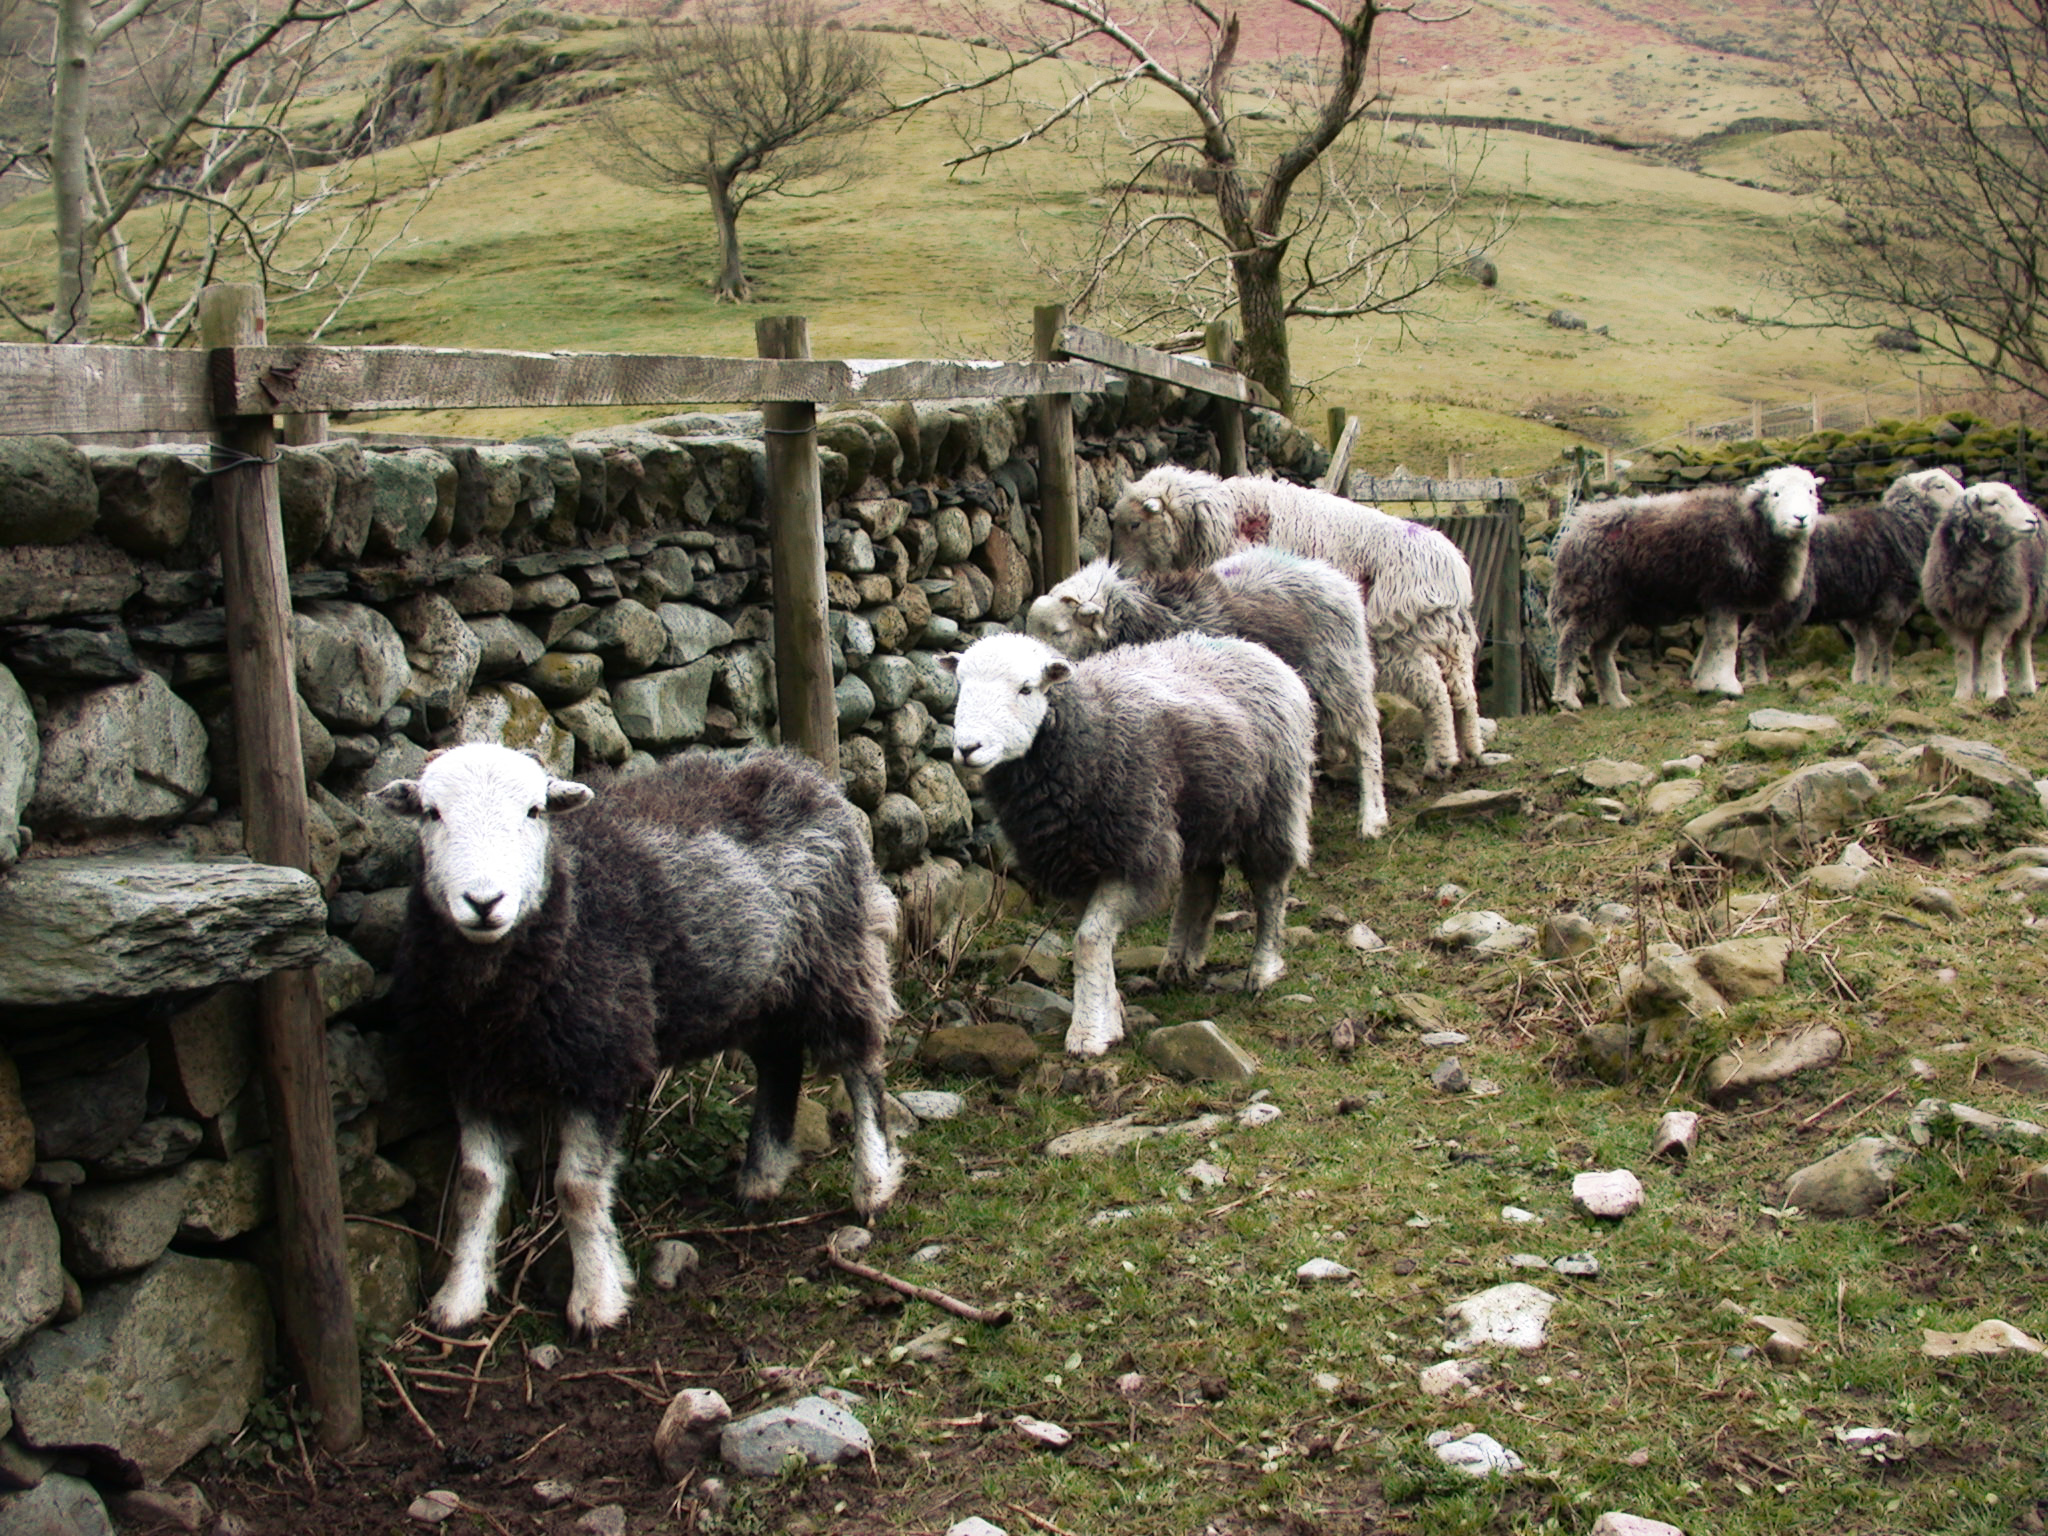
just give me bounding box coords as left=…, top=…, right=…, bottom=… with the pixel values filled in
left=1026, top=549, right=1388, bottom=838
left=374, top=742, right=903, bottom=1335
left=942, top=632, right=1313, bottom=1058
left=1739, top=467, right=1963, bottom=687
left=1108, top=465, right=1483, bottom=778
left=1920, top=480, right=2048, bottom=704
left=1548, top=465, right=1823, bottom=709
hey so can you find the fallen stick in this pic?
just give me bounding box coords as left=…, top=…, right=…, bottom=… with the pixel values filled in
left=379, top=1358, right=444, bottom=1450
left=823, top=1243, right=1013, bottom=1325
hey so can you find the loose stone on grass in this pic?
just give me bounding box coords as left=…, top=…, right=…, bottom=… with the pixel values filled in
left=1443, top=1281, right=1556, bottom=1352
left=1652, top=1111, right=1700, bottom=1160
left=1782, top=1136, right=1915, bottom=1217
left=1297, top=1258, right=1354, bottom=1284
left=1430, top=1430, right=1527, bottom=1477
left=1013, top=1415, right=1072, bottom=1449
left=1572, top=1169, right=1644, bottom=1218
left=1419, top=1357, right=1490, bottom=1398
left=1590, top=1515, right=1688, bottom=1536
left=1920, top=1319, right=2041, bottom=1357
left=1703, top=1027, right=1844, bottom=1102
left=1430, top=1058, right=1469, bottom=1093
left=718, top=1395, right=873, bottom=1476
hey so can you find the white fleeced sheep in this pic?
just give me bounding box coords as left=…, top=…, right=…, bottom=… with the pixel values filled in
left=1548, top=465, right=1823, bottom=708
left=1739, top=467, right=1964, bottom=687
left=1026, top=550, right=1388, bottom=838
left=374, top=743, right=903, bottom=1334
left=1920, top=480, right=2048, bottom=703
left=942, top=632, right=1314, bottom=1058
left=1108, top=465, right=1483, bottom=778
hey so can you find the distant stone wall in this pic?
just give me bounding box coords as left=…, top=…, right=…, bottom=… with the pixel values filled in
left=0, top=376, right=1328, bottom=1504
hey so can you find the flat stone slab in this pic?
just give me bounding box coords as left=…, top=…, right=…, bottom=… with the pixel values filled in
left=0, top=857, right=327, bottom=1012
left=1747, top=709, right=1839, bottom=733
left=1415, top=788, right=1529, bottom=823
left=1443, top=1281, right=1555, bottom=1353
left=1703, top=1027, right=1844, bottom=1101
left=1044, top=1113, right=1227, bottom=1158
left=1572, top=1169, right=1644, bottom=1218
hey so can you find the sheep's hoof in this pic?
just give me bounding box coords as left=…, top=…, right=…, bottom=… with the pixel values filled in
left=425, top=1290, right=489, bottom=1334
left=1988, top=694, right=2018, bottom=719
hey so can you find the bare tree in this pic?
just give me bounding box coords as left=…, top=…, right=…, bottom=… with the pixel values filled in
left=591, top=0, right=884, bottom=303
left=1769, top=0, right=2048, bottom=407
left=893, top=0, right=1511, bottom=414
left=0, top=0, right=435, bottom=345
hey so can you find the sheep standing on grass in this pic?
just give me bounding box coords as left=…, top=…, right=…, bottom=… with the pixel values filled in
left=1026, top=550, right=1389, bottom=838
left=942, top=632, right=1313, bottom=1058
left=375, top=743, right=903, bottom=1334
left=1548, top=465, right=1823, bottom=709
left=1739, top=467, right=1964, bottom=687
left=1921, top=480, right=2048, bottom=705
left=1108, top=465, right=1483, bottom=778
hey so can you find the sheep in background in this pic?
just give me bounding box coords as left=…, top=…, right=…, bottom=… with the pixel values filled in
left=1108, top=465, right=1483, bottom=778
left=1548, top=465, right=1823, bottom=708
left=942, top=632, right=1313, bottom=1058
left=1026, top=550, right=1389, bottom=838
left=375, top=743, right=903, bottom=1334
left=1740, top=467, right=1964, bottom=687
left=1921, top=480, right=2048, bottom=704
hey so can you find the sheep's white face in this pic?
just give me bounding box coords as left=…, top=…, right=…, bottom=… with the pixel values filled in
left=1110, top=471, right=1198, bottom=571
left=1892, top=467, right=1964, bottom=513
left=1960, top=482, right=2042, bottom=546
left=938, top=634, right=1072, bottom=770
left=1747, top=466, right=1824, bottom=539
left=372, top=743, right=593, bottom=943
left=1025, top=560, right=1117, bottom=659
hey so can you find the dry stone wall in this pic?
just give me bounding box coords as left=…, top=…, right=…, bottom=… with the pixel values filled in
left=0, top=377, right=1328, bottom=1505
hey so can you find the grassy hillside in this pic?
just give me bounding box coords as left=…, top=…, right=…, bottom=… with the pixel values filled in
left=0, top=3, right=1932, bottom=475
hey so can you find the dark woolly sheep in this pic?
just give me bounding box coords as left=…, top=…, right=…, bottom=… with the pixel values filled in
left=1026, top=550, right=1388, bottom=838
left=1548, top=465, right=1823, bottom=708
left=1739, top=468, right=1963, bottom=687
left=1921, top=480, right=2048, bottom=704
left=375, top=743, right=903, bottom=1334
left=942, top=632, right=1314, bottom=1058
left=1107, top=465, right=1483, bottom=777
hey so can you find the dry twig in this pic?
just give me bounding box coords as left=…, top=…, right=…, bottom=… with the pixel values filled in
left=378, top=1358, right=444, bottom=1450
left=823, top=1241, right=1013, bottom=1324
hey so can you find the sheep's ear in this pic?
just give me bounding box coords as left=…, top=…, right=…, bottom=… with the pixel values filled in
left=1041, top=658, right=1074, bottom=687
left=1077, top=600, right=1105, bottom=621
left=1141, top=497, right=1164, bottom=517
left=545, top=778, right=595, bottom=816
left=372, top=779, right=426, bottom=820
left=936, top=653, right=960, bottom=675
left=1058, top=594, right=1082, bottom=611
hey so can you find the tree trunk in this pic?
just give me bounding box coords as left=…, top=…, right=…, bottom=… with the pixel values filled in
left=1233, top=246, right=1292, bottom=416
left=706, top=170, right=751, bottom=302
left=49, top=0, right=93, bottom=342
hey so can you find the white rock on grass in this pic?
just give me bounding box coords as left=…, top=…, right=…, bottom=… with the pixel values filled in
left=1572, top=1169, right=1644, bottom=1218
left=1184, top=1159, right=1228, bottom=1189
left=408, top=1491, right=461, bottom=1524
left=1418, top=1357, right=1490, bottom=1398
left=1591, top=1515, right=1688, bottom=1536
left=1430, top=910, right=1509, bottom=948
left=1443, top=1282, right=1556, bottom=1353
left=1430, top=1430, right=1526, bottom=1477
left=1238, top=1102, right=1282, bottom=1128
left=946, top=1520, right=1010, bottom=1536
left=719, top=1396, right=873, bottom=1476
left=1013, top=1415, right=1072, bottom=1449
left=649, top=1239, right=701, bottom=1289
left=1296, top=1258, right=1354, bottom=1284
left=1501, top=1205, right=1542, bottom=1224
left=1652, top=1111, right=1700, bottom=1160
left=897, top=1090, right=966, bottom=1121
left=1921, top=1319, right=2042, bottom=1357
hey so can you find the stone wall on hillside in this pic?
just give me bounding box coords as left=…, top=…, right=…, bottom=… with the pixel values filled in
left=0, top=378, right=1329, bottom=1507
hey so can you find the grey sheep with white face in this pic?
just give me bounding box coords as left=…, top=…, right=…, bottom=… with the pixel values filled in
left=944, top=631, right=1313, bottom=1058
left=1921, top=480, right=2048, bottom=704
left=375, top=743, right=904, bottom=1335
left=1026, top=549, right=1388, bottom=838
left=1548, top=465, right=1823, bottom=708
left=1739, top=467, right=1964, bottom=688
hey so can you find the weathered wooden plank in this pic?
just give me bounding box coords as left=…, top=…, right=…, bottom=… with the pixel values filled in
left=1055, top=325, right=1282, bottom=411
left=0, top=344, right=213, bottom=436
left=1347, top=474, right=1520, bottom=504
left=758, top=317, right=838, bottom=771
left=1319, top=417, right=1361, bottom=492
left=211, top=346, right=1107, bottom=415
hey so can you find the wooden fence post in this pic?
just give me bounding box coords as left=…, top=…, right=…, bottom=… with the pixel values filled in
left=1319, top=417, right=1360, bottom=494
left=1751, top=400, right=1764, bottom=439
left=756, top=315, right=837, bottom=770
left=1032, top=304, right=1081, bottom=584
left=1487, top=508, right=1525, bottom=719
left=199, top=283, right=362, bottom=1453
left=1326, top=406, right=1346, bottom=450
left=279, top=412, right=329, bottom=446
left=1205, top=321, right=1247, bottom=477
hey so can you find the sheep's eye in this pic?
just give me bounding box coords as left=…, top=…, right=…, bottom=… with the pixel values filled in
left=1018, top=684, right=1032, bottom=696
left=423, top=806, right=440, bottom=822
left=527, top=805, right=543, bottom=819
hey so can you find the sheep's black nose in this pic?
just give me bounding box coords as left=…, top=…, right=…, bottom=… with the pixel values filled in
left=951, top=741, right=976, bottom=764
left=465, top=890, right=503, bottom=919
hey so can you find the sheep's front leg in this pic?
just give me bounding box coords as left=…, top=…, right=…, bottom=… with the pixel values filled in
left=1692, top=611, right=1743, bottom=696
left=428, top=1113, right=520, bottom=1332
left=1848, top=624, right=1878, bottom=686
left=837, top=1060, right=903, bottom=1218
left=557, top=1109, right=631, bottom=1335
left=1551, top=619, right=1591, bottom=710
left=1978, top=621, right=2021, bottom=702
left=1590, top=633, right=1631, bottom=708
left=1949, top=631, right=1981, bottom=700
left=1068, top=879, right=1144, bottom=1057
left=1354, top=704, right=1390, bottom=839
left=1161, top=865, right=1224, bottom=986
left=2012, top=629, right=2040, bottom=696
left=737, top=1032, right=805, bottom=1207
left=1244, top=871, right=1291, bottom=993
left=1444, top=639, right=1486, bottom=764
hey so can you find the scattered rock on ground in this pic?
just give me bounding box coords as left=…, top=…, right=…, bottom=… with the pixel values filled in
left=1443, top=1281, right=1556, bottom=1353
left=1703, top=1026, right=1844, bottom=1102
left=1572, top=1169, right=1644, bottom=1218
left=1782, top=1136, right=1914, bottom=1217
